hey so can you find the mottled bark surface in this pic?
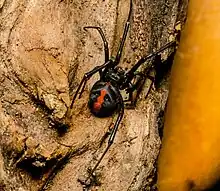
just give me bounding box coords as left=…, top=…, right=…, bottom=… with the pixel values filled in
left=0, top=0, right=187, bottom=191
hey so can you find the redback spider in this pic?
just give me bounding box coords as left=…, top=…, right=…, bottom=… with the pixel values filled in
left=70, top=0, right=177, bottom=188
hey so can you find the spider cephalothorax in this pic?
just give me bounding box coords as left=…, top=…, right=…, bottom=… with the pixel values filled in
left=69, top=0, right=177, bottom=188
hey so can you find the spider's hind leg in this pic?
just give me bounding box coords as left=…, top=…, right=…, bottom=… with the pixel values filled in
left=78, top=93, right=125, bottom=188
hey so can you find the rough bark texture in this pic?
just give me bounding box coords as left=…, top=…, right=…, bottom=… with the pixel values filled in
left=0, top=0, right=187, bottom=191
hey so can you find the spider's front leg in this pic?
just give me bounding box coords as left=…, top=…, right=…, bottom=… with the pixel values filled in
left=83, top=26, right=109, bottom=63
left=83, top=26, right=110, bottom=77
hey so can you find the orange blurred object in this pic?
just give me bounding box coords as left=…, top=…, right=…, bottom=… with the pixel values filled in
left=157, top=0, right=220, bottom=191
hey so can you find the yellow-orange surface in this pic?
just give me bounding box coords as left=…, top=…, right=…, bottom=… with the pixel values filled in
left=158, top=0, right=220, bottom=190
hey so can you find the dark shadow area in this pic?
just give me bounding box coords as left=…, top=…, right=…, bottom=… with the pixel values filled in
left=203, top=180, right=220, bottom=191
left=17, top=156, right=58, bottom=179
left=157, top=109, right=165, bottom=140
left=50, top=120, right=69, bottom=137
left=154, top=51, right=176, bottom=89
left=186, top=179, right=220, bottom=191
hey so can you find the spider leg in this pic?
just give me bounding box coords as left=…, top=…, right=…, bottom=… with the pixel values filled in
left=123, top=83, right=134, bottom=103
left=124, top=70, right=154, bottom=108
left=84, top=26, right=109, bottom=63
left=126, top=40, right=176, bottom=80
left=70, top=60, right=111, bottom=109
left=123, top=80, right=139, bottom=109
left=125, top=54, right=164, bottom=108
left=79, top=92, right=124, bottom=186
left=114, top=0, right=132, bottom=66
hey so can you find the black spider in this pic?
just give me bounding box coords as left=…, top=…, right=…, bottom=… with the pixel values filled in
left=70, top=0, right=176, bottom=188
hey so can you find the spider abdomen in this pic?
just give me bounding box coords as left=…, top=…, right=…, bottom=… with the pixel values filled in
left=88, top=81, right=119, bottom=118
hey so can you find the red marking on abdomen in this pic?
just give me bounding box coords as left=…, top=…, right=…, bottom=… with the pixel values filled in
left=93, top=89, right=107, bottom=112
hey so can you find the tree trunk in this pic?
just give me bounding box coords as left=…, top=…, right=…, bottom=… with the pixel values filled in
left=0, top=0, right=187, bottom=190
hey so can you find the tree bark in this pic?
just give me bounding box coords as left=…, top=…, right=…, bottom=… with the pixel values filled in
left=0, top=0, right=187, bottom=190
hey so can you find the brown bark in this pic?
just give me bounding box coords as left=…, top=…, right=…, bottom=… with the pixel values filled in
left=0, top=0, right=187, bottom=190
